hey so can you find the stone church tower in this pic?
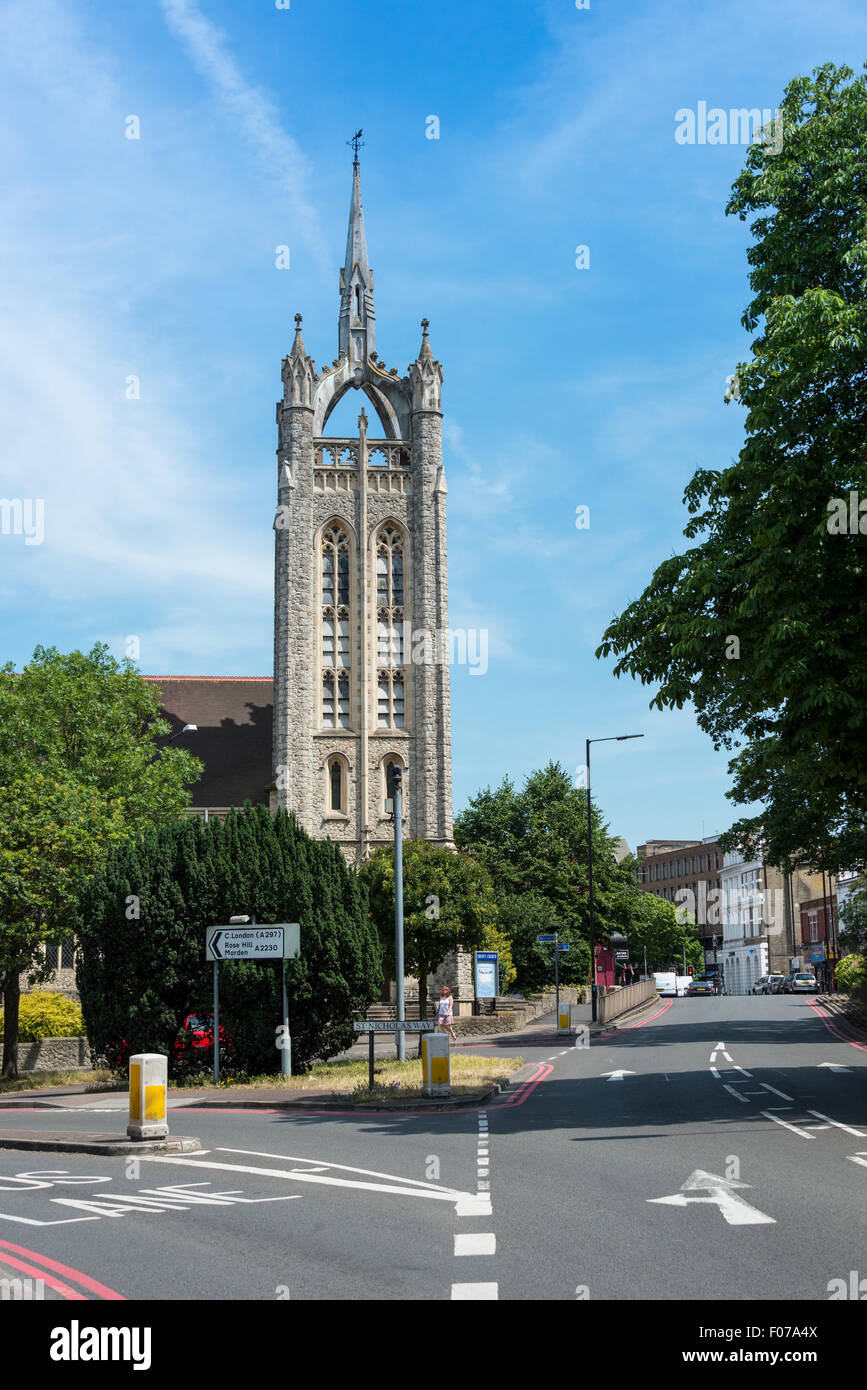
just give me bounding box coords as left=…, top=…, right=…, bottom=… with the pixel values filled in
left=272, top=157, right=453, bottom=862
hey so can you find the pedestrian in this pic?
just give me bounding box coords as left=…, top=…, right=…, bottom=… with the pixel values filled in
left=437, top=985, right=457, bottom=1043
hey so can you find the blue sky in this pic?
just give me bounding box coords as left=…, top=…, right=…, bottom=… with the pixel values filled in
left=1, top=0, right=865, bottom=851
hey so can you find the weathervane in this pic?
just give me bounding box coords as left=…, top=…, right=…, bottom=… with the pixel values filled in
left=347, top=129, right=364, bottom=165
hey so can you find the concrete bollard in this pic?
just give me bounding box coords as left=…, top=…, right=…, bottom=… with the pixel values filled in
left=127, top=1053, right=169, bottom=1141
left=557, top=1003, right=573, bottom=1035
left=421, top=1031, right=450, bottom=1098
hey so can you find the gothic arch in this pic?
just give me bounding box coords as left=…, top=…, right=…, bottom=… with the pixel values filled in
left=313, top=372, right=410, bottom=440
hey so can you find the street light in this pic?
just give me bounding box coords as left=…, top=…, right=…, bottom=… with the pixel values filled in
left=166, top=723, right=197, bottom=743
left=586, top=734, right=644, bottom=1023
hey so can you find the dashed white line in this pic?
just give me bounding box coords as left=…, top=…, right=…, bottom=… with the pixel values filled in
left=454, top=1234, right=496, bottom=1257
left=451, top=1282, right=498, bottom=1300
left=761, top=1083, right=794, bottom=1101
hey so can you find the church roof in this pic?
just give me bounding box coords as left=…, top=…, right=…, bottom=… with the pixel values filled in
left=144, top=676, right=273, bottom=810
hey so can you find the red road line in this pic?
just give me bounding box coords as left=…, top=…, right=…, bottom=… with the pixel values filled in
left=494, top=1061, right=554, bottom=1107
left=0, top=1238, right=126, bottom=1300
left=605, top=998, right=673, bottom=1035
left=807, top=999, right=867, bottom=1053
left=0, top=1248, right=87, bottom=1300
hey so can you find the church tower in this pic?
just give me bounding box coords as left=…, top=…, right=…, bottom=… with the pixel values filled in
left=272, top=154, right=453, bottom=861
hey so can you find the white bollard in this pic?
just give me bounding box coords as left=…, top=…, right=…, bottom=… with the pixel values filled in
left=127, top=1053, right=169, bottom=1141
left=557, top=1002, right=573, bottom=1035
left=421, top=1031, right=450, bottom=1097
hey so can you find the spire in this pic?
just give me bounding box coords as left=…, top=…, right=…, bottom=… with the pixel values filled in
left=290, top=312, right=306, bottom=360
left=418, top=317, right=434, bottom=363
left=339, top=149, right=375, bottom=363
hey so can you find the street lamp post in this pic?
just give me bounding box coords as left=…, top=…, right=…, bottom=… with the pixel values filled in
left=586, top=734, right=644, bottom=1023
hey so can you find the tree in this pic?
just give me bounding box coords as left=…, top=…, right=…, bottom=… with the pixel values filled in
left=496, top=891, right=590, bottom=995
left=596, top=63, right=867, bottom=876
left=75, top=804, right=382, bottom=1076
left=628, top=892, right=704, bottom=975
left=838, top=878, right=867, bottom=956
left=454, top=762, right=637, bottom=949
left=0, top=646, right=201, bottom=1078
left=358, top=840, right=499, bottom=1019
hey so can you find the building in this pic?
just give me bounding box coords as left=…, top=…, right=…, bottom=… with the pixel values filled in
left=636, top=836, right=724, bottom=964
left=719, top=849, right=830, bottom=993
left=271, top=154, right=453, bottom=862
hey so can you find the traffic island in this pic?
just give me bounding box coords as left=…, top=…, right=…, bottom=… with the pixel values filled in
left=0, top=1131, right=202, bottom=1156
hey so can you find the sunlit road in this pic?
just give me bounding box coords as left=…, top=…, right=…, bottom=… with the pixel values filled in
left=1, top=994, right=864, bottom=1301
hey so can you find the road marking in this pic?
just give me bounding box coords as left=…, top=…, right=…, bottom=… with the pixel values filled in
left=454, top=1233, right=496, bottom=1256
left=710, top=1067, right=720, bottom=1079
left=761, top=1110, right=815, bottom=1139
left=138, top=1154, right=472, bottom=1205
left=807, top=1110, right=867, bottom=1138
left=648, top=1170, right=775, bottom=1226
left=456, top=1198, right=492, bottom=1216
left=818, top=1063, right=853, bottom=1073
left=451, top=1282, right=498, bottom=1300
left=847, top=1153, right=867, bottom=1170
left=601, top=1070, right=636, bottom=1081
left=761, top=1083, right=794, bottom=1101
left=0, top=1238, right=127, bottom=1301
left=213, top=1148, right=457, bottom=1196
left=733, top=1065, right=753, bottom=1078
left=723, top=1084, right=750, bottom=1103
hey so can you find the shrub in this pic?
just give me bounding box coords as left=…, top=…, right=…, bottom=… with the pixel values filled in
left=0, top=991, right=85, bottom=1042
left=74, top=804, right=382, bottom=1078
left=835, top=954, right=865, bottom=993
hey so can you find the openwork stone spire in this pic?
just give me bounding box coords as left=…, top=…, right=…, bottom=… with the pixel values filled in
left=339, top=159, right=375, bottom=363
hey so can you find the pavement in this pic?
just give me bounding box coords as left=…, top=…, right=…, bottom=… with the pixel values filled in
left=1, top=992, right=865, bottom=1302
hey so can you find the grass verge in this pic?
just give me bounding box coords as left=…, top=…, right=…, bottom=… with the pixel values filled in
left=0, top=1069, right=119, bottom=1095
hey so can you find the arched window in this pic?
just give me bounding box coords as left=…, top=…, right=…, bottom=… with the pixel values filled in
left=326, top=754, right=348, bottom=815
left=375, top=525, right=406, bottom=729
left=321, top=523, right=351, bottom=729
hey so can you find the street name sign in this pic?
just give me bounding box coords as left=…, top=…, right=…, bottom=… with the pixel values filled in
left=537, top=934, right=557, bottom=943
left=352, top=1020, right=436, bottom=1032
left=205, top=924, right=300, bottom=961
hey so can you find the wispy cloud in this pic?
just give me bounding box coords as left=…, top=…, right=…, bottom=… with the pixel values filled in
left=159, top=0, right=328, bottom=279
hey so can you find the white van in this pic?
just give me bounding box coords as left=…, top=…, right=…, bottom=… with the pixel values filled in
left=654, top=972, right=692, bottom=997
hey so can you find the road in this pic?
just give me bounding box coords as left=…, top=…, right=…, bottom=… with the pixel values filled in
left=1, top=993, right=865, bottom=1302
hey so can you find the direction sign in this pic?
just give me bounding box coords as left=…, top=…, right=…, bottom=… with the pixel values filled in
left=557, top=943, right=570, bottom=952
left=205, top=924, right=300, bottom=962
left=353, top=1020, right=437, bottom=1032
left=537, top=934, right=557, bottom=943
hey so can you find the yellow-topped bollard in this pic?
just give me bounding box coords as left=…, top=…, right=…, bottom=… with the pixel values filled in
left=421, top=1031, right=451, bottom=1098
left=127, top=1053, right=169, bottom=1141
left=557, top=1002, right=573, bottom=1036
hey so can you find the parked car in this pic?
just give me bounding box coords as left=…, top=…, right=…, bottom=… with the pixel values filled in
left=110, top=1012, right=236, bottom=1070
left=766, top=974, right=787, bottom=994
left=789, top=972, right=820, bottom=994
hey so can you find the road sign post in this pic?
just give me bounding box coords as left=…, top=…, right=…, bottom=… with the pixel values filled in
left=206, top=921, right=301, bottom=1085
left=353, top=1020, right=436, bottom=1090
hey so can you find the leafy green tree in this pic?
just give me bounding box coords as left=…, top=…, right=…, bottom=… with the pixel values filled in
left=838, top=879, right=867, bottom=956
left=0, top=646, right=200, bottom=1077
left=454, top=762, right=637, bottom=952
left=496, top=892, right=590, bottom=994
left=358, top=840, right=498, bottom=1018
left=75, top=804, right=382, bottom=1077
left=628, top=891, right=704, bottom=975
left=596, top=63, right=867, bottom=876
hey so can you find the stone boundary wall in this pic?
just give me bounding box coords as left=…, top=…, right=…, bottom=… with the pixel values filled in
left=17, top=1037, right=89, bottom=1073
left=597, top=978, right=656, bottom=1024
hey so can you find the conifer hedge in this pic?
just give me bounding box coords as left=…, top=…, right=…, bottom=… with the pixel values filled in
left=74, top=804, right=381, bottom=1076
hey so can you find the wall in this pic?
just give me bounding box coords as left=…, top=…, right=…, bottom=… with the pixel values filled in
left=17, top=1037, right=89, bottom=1073
left=597, top=978, right=656, bottom=1024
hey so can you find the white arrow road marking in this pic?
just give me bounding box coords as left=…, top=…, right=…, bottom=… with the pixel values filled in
left=601, top=1070, right=636, bottom=1081
left=138, top=1149, right=475, bottom=1206
left=648, top=1170, right=775, bottom=1226
left=818, top=1063, right=853, bottom=1073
